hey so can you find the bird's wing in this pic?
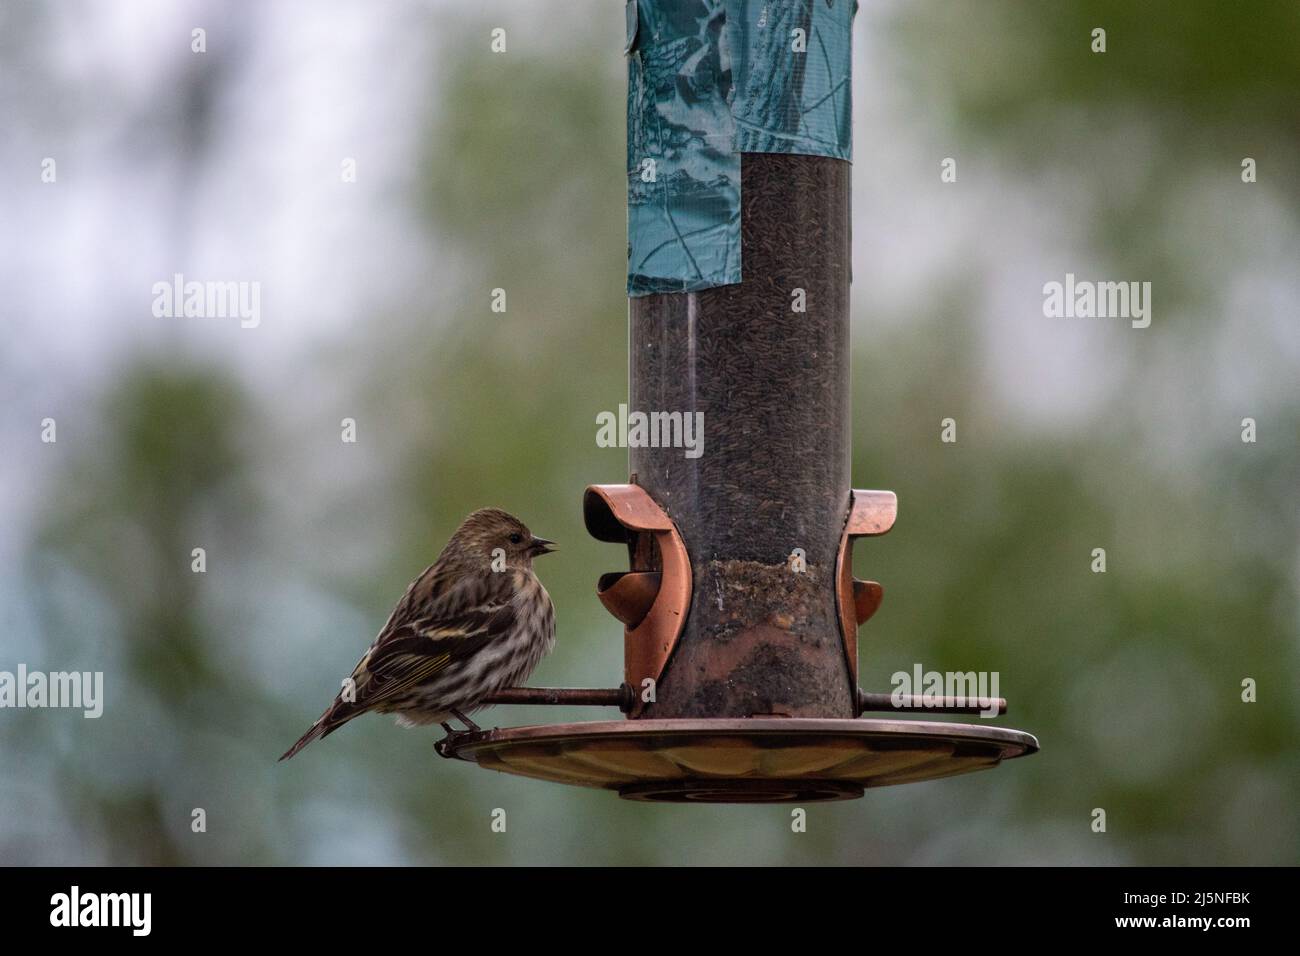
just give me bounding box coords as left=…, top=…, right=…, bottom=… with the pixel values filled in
left=350, top=599, right=518, bottom=713
left=374, top=561, right=442, bottom=635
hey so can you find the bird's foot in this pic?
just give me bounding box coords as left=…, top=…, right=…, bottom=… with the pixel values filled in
left=435, top=727, right=469, bottom=759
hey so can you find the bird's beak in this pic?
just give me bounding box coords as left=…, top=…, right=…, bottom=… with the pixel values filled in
left=529, top=536, right=557, bottom=556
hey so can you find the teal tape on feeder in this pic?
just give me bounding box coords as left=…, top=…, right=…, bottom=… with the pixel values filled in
left=626, top=0, right=856, bottom=297
left=625, top=0, right=741, bottom=295
left=728, top=0, right=854, bottom=159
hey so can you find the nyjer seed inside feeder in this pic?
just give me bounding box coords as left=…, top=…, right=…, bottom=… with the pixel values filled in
left=440, top=0, right=1037, bottom=801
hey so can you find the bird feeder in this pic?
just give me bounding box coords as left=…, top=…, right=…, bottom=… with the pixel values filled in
left=439, top=0, right=1037, bottom=801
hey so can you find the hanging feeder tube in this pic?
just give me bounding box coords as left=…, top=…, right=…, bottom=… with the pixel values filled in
left=439, top=0, right=1037, bottom=802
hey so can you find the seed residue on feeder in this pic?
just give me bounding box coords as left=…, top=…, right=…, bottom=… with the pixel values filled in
left=698, top=559, right=835, bottom=643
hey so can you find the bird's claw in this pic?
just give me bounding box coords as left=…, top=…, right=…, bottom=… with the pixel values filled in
left=435, top=729, right=468, bottom=759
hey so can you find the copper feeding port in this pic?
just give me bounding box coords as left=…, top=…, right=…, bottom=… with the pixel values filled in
left=583, top=483, right=691, bottom=718
left=596, top=571, right=661, bottom=628
left=836, top=489, right=897, bottom=706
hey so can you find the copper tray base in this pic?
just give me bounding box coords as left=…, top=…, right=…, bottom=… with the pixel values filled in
left=443, top=718, right=1039, bottom=803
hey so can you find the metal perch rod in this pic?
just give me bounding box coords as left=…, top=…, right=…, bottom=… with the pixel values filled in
left=484, top=687, right=634, bottom=709
left=858, top=691, right=1007, bottom=716
left=482, top=687, right=1007, bottom=716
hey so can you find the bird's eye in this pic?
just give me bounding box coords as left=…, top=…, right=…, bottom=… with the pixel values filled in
left=509, top=533, right=523, bottom=544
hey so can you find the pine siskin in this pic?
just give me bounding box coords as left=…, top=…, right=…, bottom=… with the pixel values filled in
left=280, top=508, right=556, bottom=760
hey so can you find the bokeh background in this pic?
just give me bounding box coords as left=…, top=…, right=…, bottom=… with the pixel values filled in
left=1, top=0, right=1296, bottom=865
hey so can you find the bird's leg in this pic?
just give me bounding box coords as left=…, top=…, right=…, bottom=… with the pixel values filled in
left=450, top=708, right=482, bottom=732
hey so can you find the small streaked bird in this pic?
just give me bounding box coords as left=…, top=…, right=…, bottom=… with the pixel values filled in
left=280, top=508, right=556, bottom=760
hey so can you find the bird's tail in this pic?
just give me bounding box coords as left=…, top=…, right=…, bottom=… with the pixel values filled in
left=279, top=701, right=357, bottom=761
